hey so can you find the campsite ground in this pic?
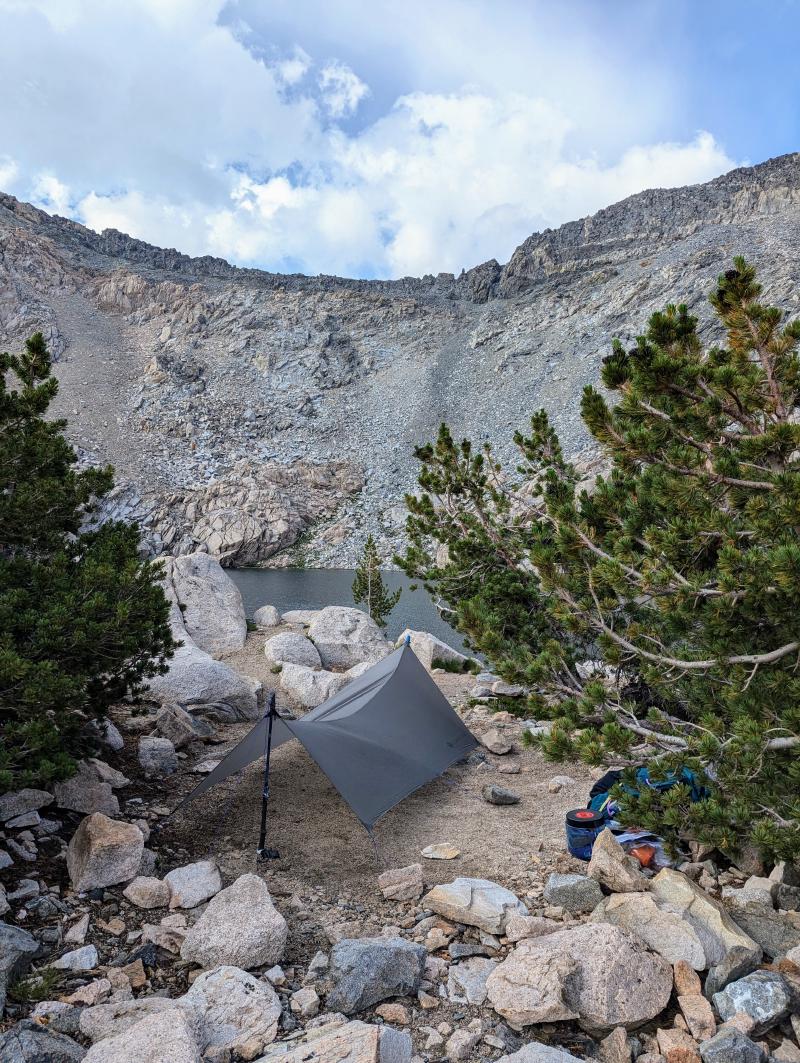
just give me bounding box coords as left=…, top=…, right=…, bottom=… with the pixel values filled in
left=159, top=629, right=596, bottom=900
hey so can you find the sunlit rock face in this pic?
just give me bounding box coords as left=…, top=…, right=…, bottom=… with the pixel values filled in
left=2, top=153, right=799, bottom=566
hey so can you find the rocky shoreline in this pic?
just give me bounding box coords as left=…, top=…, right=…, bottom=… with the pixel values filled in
left=1, top=560, right=799, bottom=1062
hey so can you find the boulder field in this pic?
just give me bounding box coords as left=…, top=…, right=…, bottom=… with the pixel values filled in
left=1, top=560, right=798, bottom=1062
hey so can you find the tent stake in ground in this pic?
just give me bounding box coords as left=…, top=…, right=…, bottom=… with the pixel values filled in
left=257, top=692, right=280, bottom=860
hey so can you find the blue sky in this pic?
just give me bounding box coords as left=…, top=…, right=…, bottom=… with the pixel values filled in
left=0, top=0, right=796, bottom=279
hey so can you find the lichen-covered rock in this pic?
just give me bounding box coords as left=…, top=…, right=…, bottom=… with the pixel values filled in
left=180, top=873, right=287, bottom=969
left=712, top=970, right=792, bottom=1034
left=424, top=877, right=528, bottom=935
left=543, top=873, right=603, bottom=915
left=67, top=814, right=144, bottom=892
left=326, top=936, right=427, bottom=1013
left=486, top=923, right=672, bottom=1032
left=138, top=737, right=178, bottom=778
left=180, top=965, right=281, bottom=1057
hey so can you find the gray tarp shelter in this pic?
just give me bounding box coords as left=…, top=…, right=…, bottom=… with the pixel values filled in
left=176, top=643, right=478, bottom=836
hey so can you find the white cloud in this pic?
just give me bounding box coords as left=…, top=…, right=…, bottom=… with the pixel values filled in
left=0, top=155, right=19, bottom=189
left=0, top=0, right=740, bottom=279
left=274, top=45, right=312, bottom=87
left=31, top=173, right=71, bottom=215
left=318, top=60, right=370, bottom=118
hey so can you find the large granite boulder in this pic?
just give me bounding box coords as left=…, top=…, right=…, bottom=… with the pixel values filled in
left=308, top=607, right=390, bottom=669
left=167, top=552, right=247, bottom=655
left=180, top=873, right=287, bottom=969
left=423, top=877, right=528, bottom=935
left=280, top=663, right=349, bottom=708
left=395, top=629, right=468, bottom=670
left=326, top=936, right=427, bottom=1013
left=146, top=640, right=260, bottom=720
left=591, top=892, right=708, bottom=969
left=265, top=631, right=322, bottom=669
left=180, top=965, right=281, bottom=1058
left=67, top=814, right=144, bottom=892
left=649, top=869, right=762, bottom=972
left=486, top=923, right=672, bottom=1032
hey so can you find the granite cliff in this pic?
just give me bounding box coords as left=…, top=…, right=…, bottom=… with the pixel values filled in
left=1, top=153, right=799, bottom=565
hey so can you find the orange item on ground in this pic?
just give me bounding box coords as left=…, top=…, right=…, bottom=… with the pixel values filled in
left=629, top=843, right=656, bottom=867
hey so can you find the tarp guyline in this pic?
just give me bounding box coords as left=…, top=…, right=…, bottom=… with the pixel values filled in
left=174, top=643, right=478, bottom=837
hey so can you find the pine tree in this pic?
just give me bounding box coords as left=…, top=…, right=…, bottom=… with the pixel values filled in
left=401, top=261, right=800, bottom=861
left=352, top=535, right=401, bottom=629
left=0, top=334, right=176, bottom=788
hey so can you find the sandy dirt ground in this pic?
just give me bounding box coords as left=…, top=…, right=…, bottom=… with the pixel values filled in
left=156, top=630, right=597, bottom=894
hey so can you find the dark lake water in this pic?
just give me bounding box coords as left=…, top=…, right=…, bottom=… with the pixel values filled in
left=229, top=568, right=468, bottom=652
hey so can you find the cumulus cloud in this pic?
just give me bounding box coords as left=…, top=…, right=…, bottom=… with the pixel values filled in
left=0, top=0, right=739, bottom=278
left=318, top=60, right=370, bottom=118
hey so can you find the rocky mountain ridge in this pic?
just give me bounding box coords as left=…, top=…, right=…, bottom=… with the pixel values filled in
left=1, top=152, right=799, bottom=565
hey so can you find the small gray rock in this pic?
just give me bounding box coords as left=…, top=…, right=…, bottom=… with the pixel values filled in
left=482, top=784, right=520, bottom=805
left=0, top=789, right=53, bottom=823
left=138, top=736, right=178, bottom=778
left=543, top=872, right=603, bottom=915
left=0, top=1019, right=86, bottom=1062
left=326, top=936, right=427, bottom=1013
left=699, top=1027, right=766, bottom=1063
left=0, top=922, right=39, bottom=1015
